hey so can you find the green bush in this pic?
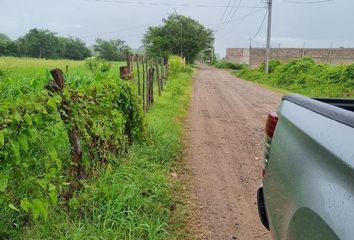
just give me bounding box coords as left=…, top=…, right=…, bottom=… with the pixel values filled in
left=234, top=57, right=354, bottom=98
left=85, top=57, right=111, bottom=75
left=258, top=60, right=281, bottom=73
left=0, top=76, right=145, bottom=237
left=342, top=64, right=354, bottom=87
left=168, top=55, right=191, bottom=77
left=214, top=60, right=245, bottom=70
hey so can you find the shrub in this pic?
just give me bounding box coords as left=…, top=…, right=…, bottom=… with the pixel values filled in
left=214, top=60, right=245, bottom=70
left=258, top=60, right=281, bottom=73
left=84, top=57, right=111, bottom=75
left=341, top=64, right=354, bottom=87
left=0, top=76, right=145, bottom=237
left=276, top=58, right=317, bottom=86
left=234, top=57, right=354, bottom=98
left=168, top=55, right=191, bottom=77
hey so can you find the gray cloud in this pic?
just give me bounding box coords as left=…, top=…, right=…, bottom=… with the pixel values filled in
left=1, top=0, right=353, bottom=57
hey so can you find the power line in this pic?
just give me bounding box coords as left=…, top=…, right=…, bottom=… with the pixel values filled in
left=282, top=0, right=334, bottom=4
left=219, top=0, right=243, bottom=31
left=79, top=21, right=160, bottom=39
left=219, top=0, right=238, bottom=30
left=217, top=8, right=265, bottom=39
left=215, top=0, right=233, bottom=31
left=251, top=11, right=267, bottom=39
left=85, top=0, right=228, bottom=8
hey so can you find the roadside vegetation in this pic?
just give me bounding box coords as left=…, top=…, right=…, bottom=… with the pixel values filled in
left=222, top=58, right=354, bottom=98
left=0, top=12, right=213, bottom=239
left=213, top=60, right=245, bottom=70
left=0, top=55, right=193, bottom=239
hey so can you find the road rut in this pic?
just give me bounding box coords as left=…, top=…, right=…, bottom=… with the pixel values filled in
left=186, top=65, right=281, bottom=240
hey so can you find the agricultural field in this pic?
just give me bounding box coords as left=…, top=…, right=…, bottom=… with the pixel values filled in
left=0, top=57, right=124, bottom=102
left=230, top=58, right=354, bottom=98
left=0, top=56, right=193, bottom=239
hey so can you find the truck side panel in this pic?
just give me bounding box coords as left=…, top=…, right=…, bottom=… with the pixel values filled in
left=263, top=100, right=354, bottom=240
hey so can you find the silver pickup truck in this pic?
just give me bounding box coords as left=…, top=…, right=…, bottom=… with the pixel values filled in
left=257, top=94, right=354, bottom=240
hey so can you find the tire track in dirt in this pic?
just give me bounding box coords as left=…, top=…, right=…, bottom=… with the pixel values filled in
left=186, top=65, right=281, bottom=240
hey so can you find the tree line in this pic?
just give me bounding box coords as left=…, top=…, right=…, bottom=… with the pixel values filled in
left=0, top=29, right=130, bottom=61
left=0, top=14, right=214, bottom=63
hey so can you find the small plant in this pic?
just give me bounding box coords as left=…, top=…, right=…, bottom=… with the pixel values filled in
left=84, top=57, right=111, bottom=75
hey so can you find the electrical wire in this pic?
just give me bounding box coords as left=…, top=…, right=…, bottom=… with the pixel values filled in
left=85, top=0, right=228, bottom=8
left=79, top=21, right=161, bottom=39
left=219, top=0, right=239, bottom=30
left=219, top=0, right=243, bottom=31
left=217, top=8, right=265, bottom=40
left=282, top=0, right=334, bottom=4
left=215, top=0, right=233, bottom=31
left=251, top=11, right=267, bottom=39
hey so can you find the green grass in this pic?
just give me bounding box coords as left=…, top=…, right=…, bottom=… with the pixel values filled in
left=17, top=69, right=193, bottom=239
left=233, top=58, right=354, bottom=98
left=0, top=57, right=124, bottom=102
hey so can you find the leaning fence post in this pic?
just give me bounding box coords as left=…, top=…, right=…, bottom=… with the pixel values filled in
left=46, top=69, right=84, bottom=180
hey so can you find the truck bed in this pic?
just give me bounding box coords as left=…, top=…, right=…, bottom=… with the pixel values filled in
left=283, top=94, right=354, bottom=128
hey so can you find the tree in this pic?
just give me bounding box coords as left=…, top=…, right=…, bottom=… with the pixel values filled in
left=0, top=33, right=18, bottom=56
left=94, top=39, right=130, bottom=61
left=17, top=28, right=61, bottom=58
left=0, top=33, right=11, bottom=42
left=60, top=37, right=91, bottom=60
left=143, top=14, right=214, bottom=63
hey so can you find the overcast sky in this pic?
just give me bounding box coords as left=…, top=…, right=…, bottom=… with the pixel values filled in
left=1, top=0, right=353, bottom=57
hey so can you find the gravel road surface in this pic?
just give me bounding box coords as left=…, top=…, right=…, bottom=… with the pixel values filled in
left=186, top=65, right=281, bottom=240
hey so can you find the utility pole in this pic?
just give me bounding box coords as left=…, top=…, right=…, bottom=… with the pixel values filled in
left=265, top=0, right=273, bottom=74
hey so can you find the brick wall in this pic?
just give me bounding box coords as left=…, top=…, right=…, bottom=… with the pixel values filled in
left=226, top=48, right=354, bottom=68
left=225, top=48, right=250, bottom=64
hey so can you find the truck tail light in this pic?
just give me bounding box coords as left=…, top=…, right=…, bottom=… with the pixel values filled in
left=265, top=112, right=278, bottom=139
left=263, top=112, right=278, bottom=176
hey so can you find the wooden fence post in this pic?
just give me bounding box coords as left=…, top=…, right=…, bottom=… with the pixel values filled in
left=142, top=56, right=146, bottom=112
left=130, top=53, right=134, bottom=81
left=126, top=52, right=131, bottom=70
left=147, top=67, right=151, bottom=108
left=136, top=54, right=141, bottom=95
left=46, top=69, right=84, bottom=180
left=166, top=58, right=169, bottom=81
left=155, top=61, right=161, bottom=96
left=145, top=58, right=149, bottom=110
left=120, top=66, right=132, bottom=80
left=150, top=66, right=155, bottom=105
left=160, top=58, right=164, bottom=91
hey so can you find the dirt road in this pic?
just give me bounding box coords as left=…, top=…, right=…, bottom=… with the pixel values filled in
left=186, top=65, right=281, bottom=240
